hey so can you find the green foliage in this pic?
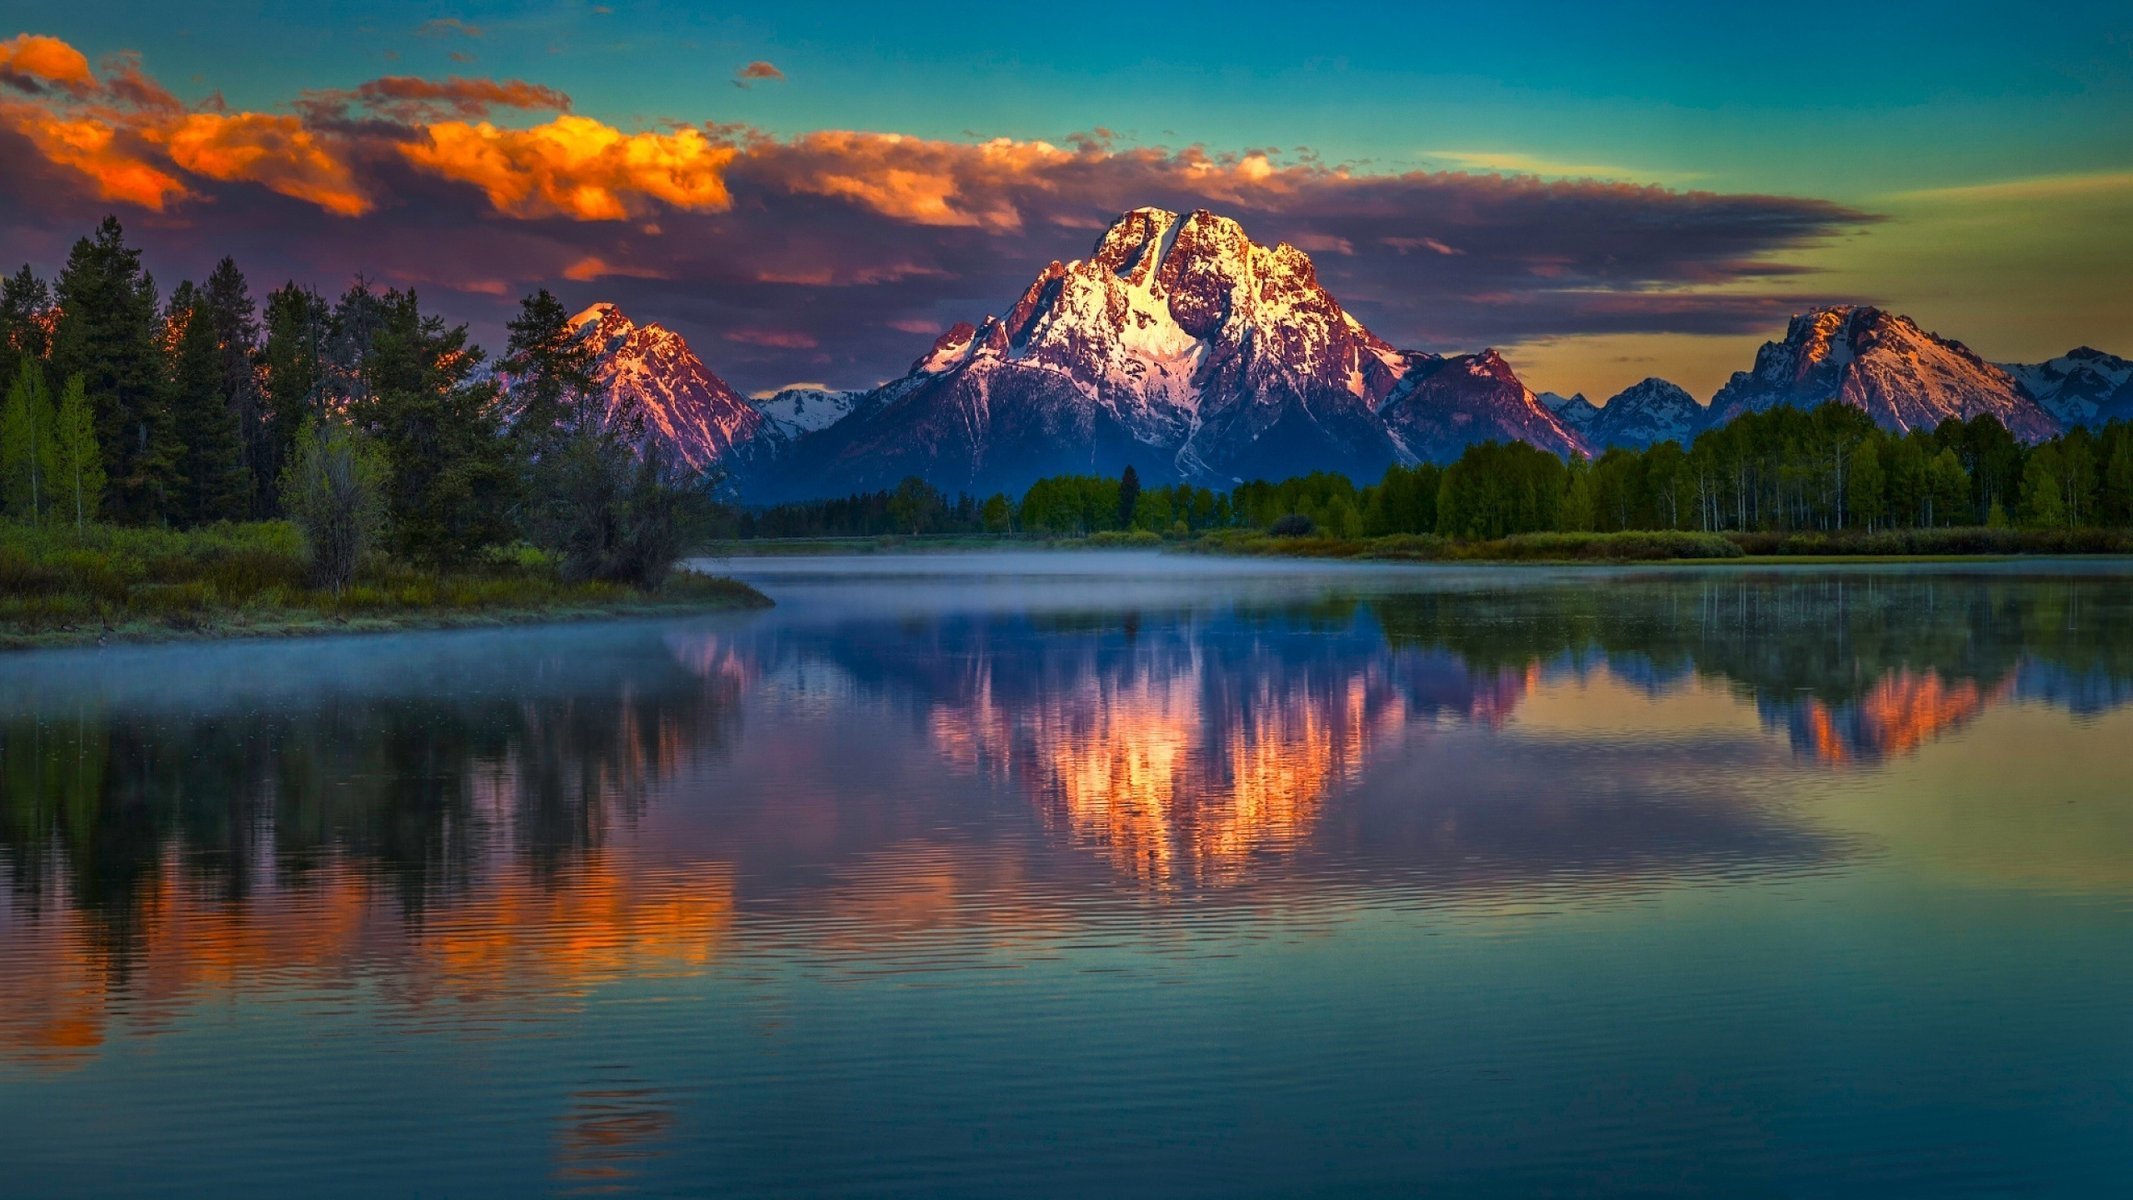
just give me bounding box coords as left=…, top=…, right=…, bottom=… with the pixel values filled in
left=526, top=432, right=711, bottom=589
left=51, top=216, right=175, bottom=522
left=50, top=375, right=103, bottom=532
left=345, top=288, right=516, bottom=563
left=502, top=287, right=599, bottom=459
left=280, top=418, right=389, bottom=593
left=167, top=282, right=253, bottom=526
left=1, top=358, right=57, bottom=523
left=0, top=519, right=764, bottom=646
left=1435, top=441, right=1567, bottom=538
left=259, top=282, right=330, bottom=515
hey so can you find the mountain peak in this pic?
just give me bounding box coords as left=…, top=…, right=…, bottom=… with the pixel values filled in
left=1715, top=303, right=2056, bottom=438
left=568, top=301, right=625, bottom=332
left=563, top=303, right=761, bottom=469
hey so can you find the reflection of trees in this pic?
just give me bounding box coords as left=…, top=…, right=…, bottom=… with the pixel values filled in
left=1371, top=573, right=2133, bottom=761
left=0, top=627, right=745, bottom=981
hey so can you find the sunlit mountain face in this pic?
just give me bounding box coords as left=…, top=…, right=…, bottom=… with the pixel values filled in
left=4, top=564, right=2133, bottom=1080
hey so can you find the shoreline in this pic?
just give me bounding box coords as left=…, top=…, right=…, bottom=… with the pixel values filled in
left=0, top=575, right=772, bottom=653
left=701, top=530, right=2133, bottom=564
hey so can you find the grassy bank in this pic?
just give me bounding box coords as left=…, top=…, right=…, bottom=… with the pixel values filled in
left=1, top=521, right=771, bottom=651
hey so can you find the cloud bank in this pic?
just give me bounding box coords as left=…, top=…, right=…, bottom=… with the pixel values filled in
left=0, top=33, right=1874, bottom=392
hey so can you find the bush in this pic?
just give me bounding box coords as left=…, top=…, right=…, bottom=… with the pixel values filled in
left=281, top=420, right=388, bottom=593
left=1084, top=529, right=1163, bottom=547
left=1269, top=513, right=1317, bottom=537
left=525, top=429, right=715, bottom=590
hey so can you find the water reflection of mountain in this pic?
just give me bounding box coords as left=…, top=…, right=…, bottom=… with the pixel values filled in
left=5, top=567, right=2129, bottom=1072
left=1369, top=573, right=2133, bottom=763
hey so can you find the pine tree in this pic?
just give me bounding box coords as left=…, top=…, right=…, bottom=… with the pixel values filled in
left=259, top=282, right=330, bottom=514
left=167, top=284, right=252, bottom=526
left=502, top=288, right=598, bottom=454
left=351, top=289, right=515, bottom=563
left=1, top=358, right=58, bottom=523
left=0, top=265, right=52, bottom=364
left=1117, top=464, right=1141, bottom=528
left=51, top=374, right=104, bottom=532
left=202, top=257, right=266, bottom=509
left=51, top=216, right=176, bottom=522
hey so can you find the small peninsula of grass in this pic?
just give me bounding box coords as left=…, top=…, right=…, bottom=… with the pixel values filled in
left=0, top=521, right=770, bottom=651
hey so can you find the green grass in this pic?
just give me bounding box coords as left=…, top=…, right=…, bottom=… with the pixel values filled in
left=1, top=520, right=771, bottom=650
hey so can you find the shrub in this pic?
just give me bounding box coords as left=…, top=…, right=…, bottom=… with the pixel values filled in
left=1269, top=513, right=1317, bottom=537
left=281, top=420, right=389, bottom=594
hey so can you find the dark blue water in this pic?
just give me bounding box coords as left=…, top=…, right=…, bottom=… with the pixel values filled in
left=4, top=552, right=2133, bottom=1196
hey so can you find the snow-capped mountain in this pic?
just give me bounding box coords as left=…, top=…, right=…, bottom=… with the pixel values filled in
left=568, top=302, right=762, bottom=470
left=2000, top=347, right=2133, bottom=428
left=755, top=207, right=1593, bottom=499
left=752, top=386, right=861, bottom=444
left=1539, top=391, right=1600, bottom=434
left=1586, top=378, right=1707, bottom=450
left=1379, top=349, right=1589, bottom=463
left=1707, top=306, right=2057, bottom=439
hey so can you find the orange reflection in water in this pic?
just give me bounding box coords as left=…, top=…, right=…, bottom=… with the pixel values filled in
left=0, top=851, right=734, bottom=1072
left=1797, top=668, right=2012, bottom=764
left=934, top=653, right=1532, bottom=887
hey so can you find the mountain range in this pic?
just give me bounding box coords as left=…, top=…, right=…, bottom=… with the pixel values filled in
left=561, top=207, right=2132, bottom=500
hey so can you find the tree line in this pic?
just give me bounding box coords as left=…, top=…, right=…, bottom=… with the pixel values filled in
left=0, top=216, right=708, bottom=589
left=721, top=404, right=2133, bottom=541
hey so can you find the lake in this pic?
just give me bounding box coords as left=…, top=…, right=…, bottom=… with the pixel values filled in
left=4, top=551, right=2133, bottom=1196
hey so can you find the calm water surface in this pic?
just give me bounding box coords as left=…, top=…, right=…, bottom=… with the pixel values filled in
left=4, top=552, right=2133, bottom=1196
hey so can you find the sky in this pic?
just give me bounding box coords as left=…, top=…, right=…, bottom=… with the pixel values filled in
left=1, top=1, right=2129, bottom=400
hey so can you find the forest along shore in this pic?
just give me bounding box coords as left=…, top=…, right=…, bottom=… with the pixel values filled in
left=0, top=521, right=769, bottom=652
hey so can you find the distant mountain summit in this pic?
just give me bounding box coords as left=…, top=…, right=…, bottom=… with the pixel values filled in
left=1586, top=378, right=1705, bottom=450
left=568, top=302, right=762, bottom=469
left=568, top=226, right=2125, bottom=500
left=1707, top=305, right=2057, bottom=439
left=2000, top=347, right=2133, bottom=428
left=753, top=206, right=1593, bottom=498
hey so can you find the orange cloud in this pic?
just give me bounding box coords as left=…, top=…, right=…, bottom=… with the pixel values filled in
left=563, top=255, right=670, bottom=282
left=401, top=113, right=736, bottom=220
left=0, top=33, right=95, bottom=95
left=159, top=112, right=370, bottom=216
left=0, top=104, right=187, bottom=208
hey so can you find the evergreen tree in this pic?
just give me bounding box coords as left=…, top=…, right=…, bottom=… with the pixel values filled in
left=1117, top=463, right=1141, bottom=528
left=202, top=257, right=267, bottom=508
left=51, top=216, right=175, bottom=522
left=0, top=265, right=52, bottom=365
left=51, top=373, right=103, bottom=531
left=349, top=288, right=515, bottom=562
left=1, top=359, right=58, bottom=523
left=502, top=288, right=598, bottom=454
left=259, top=282, right=331, bottom=514
left=167, top=283, right=252, bottom=525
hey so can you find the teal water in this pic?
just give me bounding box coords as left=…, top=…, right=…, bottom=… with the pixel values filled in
left=3, top=553, right=2132, bottom=1196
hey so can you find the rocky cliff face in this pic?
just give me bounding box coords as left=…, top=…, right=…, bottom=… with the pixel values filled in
left=1708, top=306, right=2057, bottom=439
left=567, top=302, right=762, bottom=470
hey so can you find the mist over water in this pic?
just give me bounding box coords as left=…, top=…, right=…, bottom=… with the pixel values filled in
left=4, top=553, right=2133, bottom=1196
